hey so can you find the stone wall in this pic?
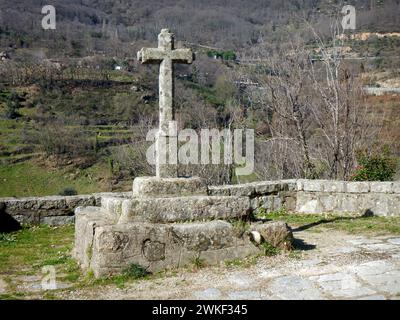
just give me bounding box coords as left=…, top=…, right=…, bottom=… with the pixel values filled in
left=210, top=180, right=400, bottom=217
left=1, top=180, right=399, bottom=227
left=208, top=180, right=297, bottom=213
left=0, top=192, right=130, bottom=226
left=296, top=180, right=400, bottom=216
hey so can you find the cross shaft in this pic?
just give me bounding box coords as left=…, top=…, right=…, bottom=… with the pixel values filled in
left=137, top=29, right=194, bottom=178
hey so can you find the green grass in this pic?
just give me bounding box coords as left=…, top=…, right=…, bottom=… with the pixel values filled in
left=0, top=225, right=79, bottom=288
left=0, top=160, right=112, bottom=197
left=260, top=241, right=280, bottom=256
left=1, top=211, right=400, bottom=299
left=0, top=225, right=154, bottom=298
left=225, top=255, right=260, bottom=268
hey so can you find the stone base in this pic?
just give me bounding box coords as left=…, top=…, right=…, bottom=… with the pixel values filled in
left=74, top=206, right=293, bottom=278
left=101, top=195, right=251, bottom=224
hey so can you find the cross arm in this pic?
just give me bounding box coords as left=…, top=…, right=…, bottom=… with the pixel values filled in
left=137, top=48, right=165, bottom=64
left=171, top=48, right=194, bottom=64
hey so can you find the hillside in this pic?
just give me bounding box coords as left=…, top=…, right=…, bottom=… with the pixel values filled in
left=0, top=0, right=399, bottom=196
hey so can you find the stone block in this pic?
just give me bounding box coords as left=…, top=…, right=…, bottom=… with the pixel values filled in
left=296, top=179, right=305, bottom=191
left=281, top=180, right=298, bottom=192
left=283, top=195, right=296, bottom=212
left=253, top=182, right=280, bottom=195
left=132, top=176, right=207, bottom=197
left=207, top=186, right=231, bottom=196
left=296, top=192, right=322, bottom=214
left=117, top=195, right=251, bottom=223
left=319, top=194, right=340, bottom=212
left=322, top=181, right=346, bottom=193
left=340, top=194, right=362, bottom=213
left=252, top=221, right=293, bottom=249
left=347, top=182, right=370, bottom=193
left=392, top=182, right=400, bottom=194
left=250, top=197, right=260, bottom=210
left=303, top=180, right=324, bottom=192
left=258, top=196, right=274, bottom=211
left=362, top=194, right=391, bottom=216
left=272, top=195, right=283, bottom=211
left=228, top=184, right=255, bottom=197
left=370, top=182, right=393, bottom=193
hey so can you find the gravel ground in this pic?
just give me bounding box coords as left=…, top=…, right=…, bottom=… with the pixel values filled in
left=2, top=228, right=400, bottom=300
left=50, top=229, right=400, bottom=300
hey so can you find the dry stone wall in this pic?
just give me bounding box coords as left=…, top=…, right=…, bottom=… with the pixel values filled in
left=296, top=180, right=400, bottom=216
left=210, top=180, right=400, bottom=217
left=0, top=192, right=130, bottom=226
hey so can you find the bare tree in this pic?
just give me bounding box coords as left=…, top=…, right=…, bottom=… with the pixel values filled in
left=238, top=19, right=384, bottom=180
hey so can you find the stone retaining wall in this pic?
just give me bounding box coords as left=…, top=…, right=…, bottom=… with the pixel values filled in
left=210, top=180, right=400, bottom=217
left=0, top=192, right=130, bottom=226
left=1, top=180, right=399, bottom=227
left=296, top=180, right=400, bottom=216
left=208, top=180, right=297, bottom=213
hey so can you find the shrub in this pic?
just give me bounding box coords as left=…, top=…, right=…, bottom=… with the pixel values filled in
left=33, top=122, right=95, bottom=159
left=350, top=146, right=397, bottom=181
left=3, top=92, right=22, bottom=119
left=206, top=50, right=236, bottom=61
left=59, top=187, right=78, bottom=196
left=122, top=263, right=149, bottom=279
left=4, top=101, right=21, bottom=119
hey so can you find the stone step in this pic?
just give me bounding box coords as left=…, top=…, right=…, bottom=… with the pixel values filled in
left=132, top=176, right=208, bottom=197
left=101, top=195, right=251, bottom=223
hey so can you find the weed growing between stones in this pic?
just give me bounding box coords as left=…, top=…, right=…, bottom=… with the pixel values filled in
left=225, top=255, right=260, bottom=268
left=230, top=218, right=251, bottom=237
left=122, top=263, right=149, bottom=279
left=260, top=242, right=280, bottom=257
left=191, top=254, right=205, bottom=270
left=255, top=207, right=288, bottom=220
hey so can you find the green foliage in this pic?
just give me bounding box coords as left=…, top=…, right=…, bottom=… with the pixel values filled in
left=255, top=207, right=287, bottom=220
left=351, top=146, right=396, bottom=181
left=230, top=219, right=250, bottom=235
left=4, top=101, right=21, bottom=119
left=374, top=57, right=384, bottom=69
left=58, top=187, right=78, bottom=196
left=122, top=263, right=149, bottom=279
left=260, top=241, right=280, bottom=256
left=225, top=255, right=260, bottom=268
left=191, top=254, right=205, bottom=269
left=207, top=50, right=236, bottom=61
left=0, top=233, right=17, bottom=243
left=2, top=92, right=22, bottom=119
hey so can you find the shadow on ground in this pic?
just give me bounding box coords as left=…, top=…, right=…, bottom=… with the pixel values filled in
left=0, top=204, right=21, bottom=233
left=289, top=211, right=374, bottom=252
left=291, top=211, right=373, bottom=233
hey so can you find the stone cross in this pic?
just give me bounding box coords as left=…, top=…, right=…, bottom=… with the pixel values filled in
left=137, top=29, right=194, bottom=178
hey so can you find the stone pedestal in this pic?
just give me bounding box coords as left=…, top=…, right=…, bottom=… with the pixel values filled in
left=74, top=177, right=293, bottom=278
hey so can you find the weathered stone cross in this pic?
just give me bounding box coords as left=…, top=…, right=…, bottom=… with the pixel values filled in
left=137, top=29, right=194, bottom=178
